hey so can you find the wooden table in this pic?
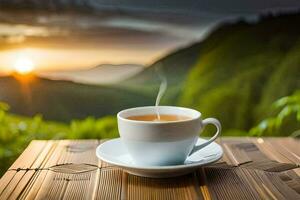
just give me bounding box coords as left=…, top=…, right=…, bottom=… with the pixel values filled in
left=0, top=137, right=299, bottom=199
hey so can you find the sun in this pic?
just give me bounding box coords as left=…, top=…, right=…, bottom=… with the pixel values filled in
left=13, top=56, right=35, bottom=75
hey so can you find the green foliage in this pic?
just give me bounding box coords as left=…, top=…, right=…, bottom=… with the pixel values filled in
left=250, top=91, right=300, bottom=137
left=256, top=40, right=300, bottom=120
left=179, top=14, right=300, bottom=135
left=0, top=103, right=118, bottom=175
left=0, top=102, right=9, bottom=111
left=68, top=116, right=119, bottom=139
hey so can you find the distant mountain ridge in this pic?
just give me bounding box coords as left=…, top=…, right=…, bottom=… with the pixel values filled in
left=0, top=75, right=153, bottom=121
left=38, top=64, right=143, bottom=85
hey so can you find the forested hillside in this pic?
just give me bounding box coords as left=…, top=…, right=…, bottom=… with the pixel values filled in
left=129, top=12, right=300, bottom=134
left=179, top=13, right=300, bottom=133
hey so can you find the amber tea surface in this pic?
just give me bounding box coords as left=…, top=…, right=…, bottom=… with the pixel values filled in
left=126, top=114, right=191, bottom=122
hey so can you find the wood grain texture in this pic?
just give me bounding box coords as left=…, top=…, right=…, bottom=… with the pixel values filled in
left=127, top=172, right=202, bottom=200
left=0, top=137, right=299, bottom=199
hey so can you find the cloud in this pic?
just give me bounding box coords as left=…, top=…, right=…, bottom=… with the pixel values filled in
left=0, top=10, right=220, bottom=51
left=0, top=0, right=299, bottom=14
left=0, top=0, right=299, bottom=67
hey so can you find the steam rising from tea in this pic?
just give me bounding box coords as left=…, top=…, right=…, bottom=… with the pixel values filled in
left=126, top=72, right=191, bottom=122
left=155, top=69, right=167, bottom=120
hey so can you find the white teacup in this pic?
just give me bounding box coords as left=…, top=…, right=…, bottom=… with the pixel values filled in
left=117, top=106, right=221, bottom=166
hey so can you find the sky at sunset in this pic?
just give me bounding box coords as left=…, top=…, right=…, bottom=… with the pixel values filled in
left=0, top=47, right=166, bottom=73
left=0, top=0, right=299, bottom=74
left=0, top=14, right=211, bottom=74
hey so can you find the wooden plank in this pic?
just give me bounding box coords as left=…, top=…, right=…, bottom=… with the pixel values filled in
left=242, top=159, right=297, bottom=172
left=218, top=138, right=259, bottom=166
left=267, top=138, right=300, bottom=164
left=55, top=140, right=99, bottom=166
left=33, top=169, right=98, bottom=199
left=293, top=168, right=300, bottom=177
left=279, top=169, right=300, bottom=195
left=222, top=138, right=298, bottom=172
left=215, top=138, right=238, bottom=165
left=236, top=168, right=272, bottom=199
left=7, top=171, right=36, bottom=200
left=251, top=137, right=297, bottom=164
left=32, top=165, right=110, bottom=199
left=265, top=171, right=300, bottom=199
left=127, top=173, right=202, bottom=200
left=202, top=167, right=260, bottom=200
left=20, top=141, right=62, bottom=200
left=0, top=141, right=54, bottom=199
left=0, top=171, right=27, bottom=199
left=20, top=170, right=48, bottom=200
left=257, top=169, right=299, bottom=199
left=278, top=138, right=300, bottom=156
left=243, top=169, right=281, bottom=199
left=11, top=142, right=57, bottom=200
left=95, top=168, right=123, bottom=200
left=239, top=168, right=300, bottom=199
left=197, top=168, right=217, bottom=200
left=222, top=143, right=252, bottom=166
left=121, top=172, right=128, bottom=200
left=9, top=140, right=47, bottom=170
left=0, top=171, right=17, bottom=195
left=20, top=140, right=100, bottom=199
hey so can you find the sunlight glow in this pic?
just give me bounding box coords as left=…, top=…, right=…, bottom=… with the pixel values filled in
left=13, top=56, right=35, bottom=74
left=0, top=47, right=154, bottom=74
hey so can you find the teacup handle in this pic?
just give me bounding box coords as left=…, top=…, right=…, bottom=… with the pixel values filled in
left=189, top=118, right=221, bottom=156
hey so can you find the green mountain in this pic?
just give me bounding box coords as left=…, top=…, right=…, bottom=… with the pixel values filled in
left=0, top=76, right=153, bottom=122
left=127, top=12, right=300, bottom=135
left=179, top=13, right=300, bottom=133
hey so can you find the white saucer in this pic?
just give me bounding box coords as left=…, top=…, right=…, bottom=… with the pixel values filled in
left=96, top=137, right=223, bottom=178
